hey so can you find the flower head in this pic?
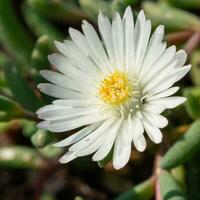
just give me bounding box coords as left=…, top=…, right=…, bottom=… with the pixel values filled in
left=37, top=7, right=191, bottom=169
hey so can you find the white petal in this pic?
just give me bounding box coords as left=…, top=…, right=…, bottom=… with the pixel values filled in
left=154, top=96, right=186, bottom=109
left=134, top=135, right=146, bottom=152
left=134, top=10, right=146, bottom=52
left=76, top=133, right=107, bottom=157
left=69, top=119, right=113, bottom=152
left=113, top=134, right=131, bottom=170
left=36, top=104, right=64, bottom=115
left=48, top=53, right=96, bottom=84
left=53, top=99, right=96, bottom=107
left=59, top=151, right=77, bottom=163
left=36, top=121, right=50, bottom=129
left=135, top=17, right=151, bottom=71
left=174, top=49, right=187, bottom=68
left=40, top=70, right=95, bottom=93
left=143, top=45, right=176, bottom=85
left=142, top=103, right=166, bottom=114
left=92, top=120, right=122, bottom=161
left=38, top=106, right=100, bottom=121
left=98, top=12, right=115, bottom=68
left=144, top=60, right=178, bottom=93
left=142, top=112, right=168, bottom=128
left=119, top=119, right=129, bottom=145
left=124, top=115, right=144, bottom=146
left=38, top=83, right=91, bottom=99
left=139, top=25, right=165, bottom=78
left=69, top=28, right=89, bottom=56
left=48, top=114, right=107, bottom=132
left=123, top=6, right=135, bottom=71
left=53, top=123, right=100, bottom=147
left=147, top=87, right=179, bottom=101
left=165, top=97, right=187, bottom=108
left=142, top=117, right=163, bottom=144
left=148, top=65, right=191, bottom=95
left=112, top=12, right=124, bottom=70
left=55, top=41, right=102, bottom=78
left=172, top=65, right=191, bottom=82
left=82, top=20, right=112, bottom=74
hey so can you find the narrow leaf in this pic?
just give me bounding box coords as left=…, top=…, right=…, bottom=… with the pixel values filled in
left=159, top=171, right=186, bottom=200
left=183, top=87, right=200, bottom=119
left=0, top=145, right=46, bottom=169
left=115, top=177, right=155, bottom=200
left=161, top=120, right=200, bottom=169
left=4, top=65, right=43, bottom=112
left=22, top=4, right=63, bottom=40
left=0, top=0, right=33, bottom=67
left=27, top=0, right=87, bottom=22
left=31, top=129, right=53, bottom=148
left=142, top=2, right=200, bottom=32
left=190, top=49, right=200, bottom=86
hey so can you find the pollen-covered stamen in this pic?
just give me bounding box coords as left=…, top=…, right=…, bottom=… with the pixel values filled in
left=98, top=70, right=132, bottom=105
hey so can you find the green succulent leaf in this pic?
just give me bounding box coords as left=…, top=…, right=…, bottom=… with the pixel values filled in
left=31, top=129, right=54, bottom=148
left=161, top=120, right=200, bottom=169
left=79, top=0, right=111, bottom=20
left=27, top=0, right=87, bottom=22
left=170, top=165, right=186, bottom=191
left=39, top=144, right=62, bottom=159
left=115, top=177, right=155, bottom=200
left=183, top=87, right=200, bottom=119
left=0, top=95, right=26, bottom=121
left=22, top=4, right=63, bottom=40
left=142, top=2, right=200, bottom=32
left=159, top=171, right=186, bottom=200
left=190, top=49, right=200, bottom=86
left=30, top=35, right=53, bottom=71
left=186, top=151, right=200, bottom=200
left=21, top=120, right=37, bottom=137
left=0, top=145, right=46, bottom=169
left=0, top=95, right=21, bottom=112
left=166, top=0, right=200, bottom=9
left=40, top=193, right=56, bottom=200
left=0, top=0, right=33, bottom=68
left=4, top=65, right=43, bottom=112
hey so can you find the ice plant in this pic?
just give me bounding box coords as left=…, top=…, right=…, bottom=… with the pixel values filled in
left=36, top=7, right=191, bottom=169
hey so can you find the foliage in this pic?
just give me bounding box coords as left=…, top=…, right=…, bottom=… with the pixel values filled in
left=0, top=0, right=200, bottom=199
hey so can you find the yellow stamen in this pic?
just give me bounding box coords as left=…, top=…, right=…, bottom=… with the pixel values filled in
left=98, top=70, right=132, bottom=105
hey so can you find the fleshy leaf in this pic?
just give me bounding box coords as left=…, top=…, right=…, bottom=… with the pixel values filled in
left=31, top=129, right=53, bottom=148
left=4, top=65, right=43, bottom=112
left=142, top=2, right=200, bottom=32
left=0, top=145, right=46, bottom=169
left=22, top=3, right=63, bottom=40
left=161, top=120, right=200, bottom=169
left=0, top=0, right=33, bottom=68
left=115, top=177, right=155, bottom=200
left=166, top=0, right=200, bottom=9
left=27, top=0, right=86, bottom=22
left=190, top=49, right=200, bottom=86
left=159, top=171, right=186, bottom=200
left=183, top=87, right=200, bottom=119
left=30, top=35, right=53, bottom=71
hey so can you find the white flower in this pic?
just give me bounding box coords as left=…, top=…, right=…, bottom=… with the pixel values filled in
left=36, top=7, right=191, bottom=169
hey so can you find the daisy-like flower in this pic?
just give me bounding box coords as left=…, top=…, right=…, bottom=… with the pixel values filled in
left=37, top=7, right=191, bottom=169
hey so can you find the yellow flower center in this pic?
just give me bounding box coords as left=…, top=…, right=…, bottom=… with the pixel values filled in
left=98, top=70, right=132, bottom=105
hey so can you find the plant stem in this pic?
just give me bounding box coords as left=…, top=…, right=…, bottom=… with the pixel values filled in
left=165, top=30, right=193, bottom=44
left=153, top=153, right=163, bottom=200
left=184, top=32, right=200, bottom=55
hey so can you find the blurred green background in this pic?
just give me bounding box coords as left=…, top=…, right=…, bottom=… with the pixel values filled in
left=0, top=0, right=200, bottom=199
